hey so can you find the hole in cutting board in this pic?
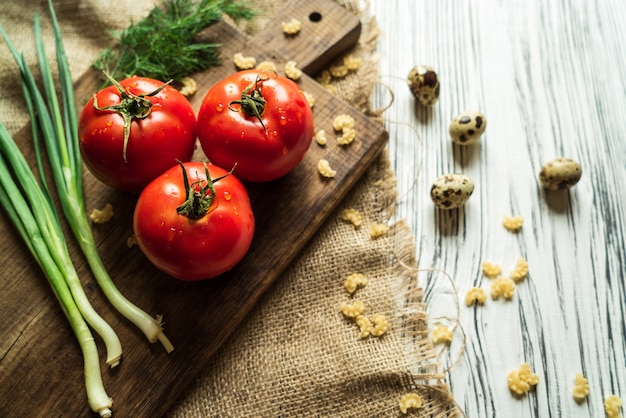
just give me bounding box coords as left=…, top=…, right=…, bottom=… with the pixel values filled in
left=309, top=12, right=322, bottom=22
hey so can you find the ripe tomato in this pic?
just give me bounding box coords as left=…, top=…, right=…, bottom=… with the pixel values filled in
left=78, top=75, right=197, bottom=192
left=133, top=161, right=255, bottom=281
left=197, top=70, right=314, bottom=182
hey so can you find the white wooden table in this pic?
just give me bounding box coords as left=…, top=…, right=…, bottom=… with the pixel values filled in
left=371, top=0, right=626, bottom=416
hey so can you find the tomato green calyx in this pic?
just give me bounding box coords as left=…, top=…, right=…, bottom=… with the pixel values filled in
left=176, top=161, right=236, bottom=220
left=92, top=71, right=173, bottom=162
left=229, top=73, right=274, bottom=134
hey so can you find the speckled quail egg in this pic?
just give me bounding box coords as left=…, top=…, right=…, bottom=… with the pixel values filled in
left=407, top=65, right=440, bottom=106
left=430, top=174, right=475, bottom=209
left=449, top=111, right=487, bottom=145
left=539, top=157, right=582, bottom=190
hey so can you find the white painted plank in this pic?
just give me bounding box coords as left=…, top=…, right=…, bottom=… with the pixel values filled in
left=371, top=0, right=626, bottom=416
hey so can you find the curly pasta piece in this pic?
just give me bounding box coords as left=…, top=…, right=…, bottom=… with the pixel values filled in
left=465, top=287, right=487, bottom=306
left=315, top=130, right=327, bottom=146
left=329, top=64, right=349, bottom=78
left=255, top=60, right=277, bottom=72
left=233, top=52, right=256, bottom=70
left=491, top=277, right=516, bottom=300
left=303, top=91, right=315, bottom=108
left=354, top=315, right=372, bottom=338
left=340, top=300, right=365, bottom=318
left=333, top=114, right=355, bottom=131
left=369, top=223, right=389, bottom=238
left=344, top=273, right=367, bottom=294
left=507, top=363, right=539, bottom=395
left=431, top=325, right=453, bottom=345
left=510, top=257, right=529, bottom=282
left=399, top=393, right=423, bottom=414
left=89, top=203, right=114, bottom=224
left=343, top=54, right=362, bottom=71
left=370, top=313, right=388, bottom=337
left=340, top=208, right=363, bottom=228
left=482, top=260, right=502, bottom=278
left=316, top=70, right=332, bottom=85
left=317, top=159, right=337, bottom=178
left=284, top=60, right=302, bottom=80
left=280, top=18, right=302, bottom=35
left=572, top=373, right=590, bottom=401
left=178, top=77, right=197, bottom=96
left=337, top=127, right=356, bottom=145
left=605, top=395, right=623, bottom=418
left=503, top=214, right=524, bottom=232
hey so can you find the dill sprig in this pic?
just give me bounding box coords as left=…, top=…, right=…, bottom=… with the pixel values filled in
left=94, top=0, right=255, bottom=82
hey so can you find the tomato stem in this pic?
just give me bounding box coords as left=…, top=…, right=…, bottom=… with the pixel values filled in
left=92, top=71, right=173, bottom=162
left=229, top=72, right=272, bottom=134
left=176, top=161, right=236, bottom=220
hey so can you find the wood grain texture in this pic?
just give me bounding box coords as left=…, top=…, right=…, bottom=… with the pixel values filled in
left=0, top=2, right=387, bottom=417
left=372, top=0, right=626, bottom=417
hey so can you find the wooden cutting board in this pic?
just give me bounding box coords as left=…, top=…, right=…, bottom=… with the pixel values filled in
left=0, top=1, right=388, bottom=416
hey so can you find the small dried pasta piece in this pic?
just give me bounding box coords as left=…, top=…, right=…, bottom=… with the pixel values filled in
left=340, top=208, right=363, bottom=228
left=303, top=91, right=315, bottom=108
left=317, top=159, right=337, bottom=178
left=323, top=83, right=337, bottom=95
left=491, top=277, right=516, bottom=300
left=329, top=64, right=349, bottom=78
left=126, top=235, right=137, bottom=248
left=465, top=287, right=487, bottom=306
left=340, top=300, right=365, bottom=318
left=233, top=52, right=256, bottom=70
left=316, top=70, right=332, bottom=85
left=369, top=222, right=389, bottom=238
left=284, top=60, right=302, bottom=80
left=604, top=395, right=623, bottom=418
left=431, top=325, right=453, bottom=345
left=503, top=215, right=524, bottom=232
left=89, top=203, right=114, bottom=224
left=354, top=315, right=372, bottom=338
left=178, top=77, right=197, bottom=96
left=343, top=54, right=362, bottom=71
left=255, top=60, right=277, bottom=72
left=315, top=130, right=327, bottom=146
left=337, top=127, right=356, bottom=145
left=510, top=257, right=529, bottom=282
left=482, top=260, right=502, bottom=278
left=344, top=273, right=367, bottom=294
left=281, top=18, right=302, bottom=35
left=370, top=313, right=388, bottom=337
left=507, top=363, right=539, bottom=395
left=333, top=114, right=355, bottom=131
left=572, top=373, right=590, bottom=401
left=399, top=393, right=423, bottom=414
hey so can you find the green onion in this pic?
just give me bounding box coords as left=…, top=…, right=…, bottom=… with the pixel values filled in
left=0, top=122, right=114, bottom=418
left=2, top=0, right=174, bottom=353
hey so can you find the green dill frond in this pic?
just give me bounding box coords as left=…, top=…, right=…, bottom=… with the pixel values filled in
left=93, top=0, right=255, bottom=83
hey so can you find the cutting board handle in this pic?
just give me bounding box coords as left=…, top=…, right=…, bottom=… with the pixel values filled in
left=253, top=0, right=362, bottom=75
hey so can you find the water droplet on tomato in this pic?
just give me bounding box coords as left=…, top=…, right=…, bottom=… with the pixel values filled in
left=106, top=120, right=113, bottom=127
left=215, top=103, right=225, bottom=112
left=279, top=116, right=287, bottom=126
left=223, top=191, right=232, bottom=201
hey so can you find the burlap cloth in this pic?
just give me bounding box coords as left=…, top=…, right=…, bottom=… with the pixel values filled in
left=0, top=0, right=459, bottom=416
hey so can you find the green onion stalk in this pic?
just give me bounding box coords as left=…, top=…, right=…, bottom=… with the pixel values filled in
left=0, top=123, right=114, bottom=417
left=3, top=1, right=174, bottom=353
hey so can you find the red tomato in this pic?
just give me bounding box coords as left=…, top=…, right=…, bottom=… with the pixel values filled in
left=78, top=75, right=197, bottom=192
left=133, top=162, right=255, bottom=281
left=197, top=70, right=314, bottom=182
